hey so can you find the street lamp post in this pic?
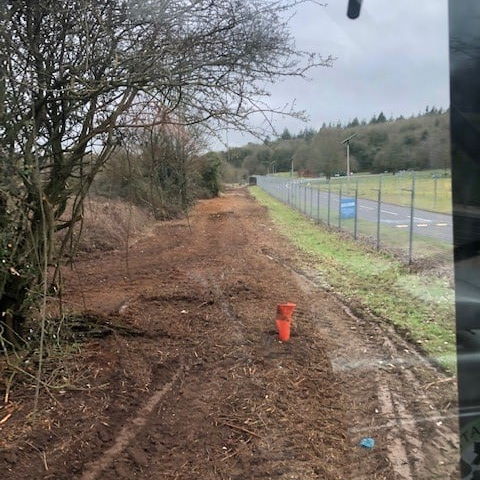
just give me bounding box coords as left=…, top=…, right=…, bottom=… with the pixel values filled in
left=268, top=160, right=276, bottom=175
left=341, top=133, right=358, bottom=178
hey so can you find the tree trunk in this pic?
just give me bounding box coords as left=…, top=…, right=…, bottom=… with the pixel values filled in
left=0, top=275, right=28, bottom=347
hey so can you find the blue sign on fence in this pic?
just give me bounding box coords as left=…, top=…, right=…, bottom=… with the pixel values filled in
left=341, top=196, right=356, bottom=219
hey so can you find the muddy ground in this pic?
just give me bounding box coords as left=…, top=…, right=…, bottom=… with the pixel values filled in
left=1, top=188, right=458, bottom=479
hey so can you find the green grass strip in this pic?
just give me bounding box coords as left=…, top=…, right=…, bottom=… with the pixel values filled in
left=250, top=186, right=456, bottom=372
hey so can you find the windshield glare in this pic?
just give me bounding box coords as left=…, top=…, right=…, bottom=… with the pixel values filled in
left=0, top=1, right=467, bottom=479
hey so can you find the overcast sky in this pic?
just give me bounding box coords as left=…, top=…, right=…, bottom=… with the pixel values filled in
left=215, top=0, right=449, bottom=150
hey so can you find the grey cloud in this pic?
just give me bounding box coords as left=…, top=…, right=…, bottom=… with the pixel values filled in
left=214, top=0, right=449, bottom=149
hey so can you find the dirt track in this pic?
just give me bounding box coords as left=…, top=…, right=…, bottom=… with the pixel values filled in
left=1, top=188, right=458, bottom=479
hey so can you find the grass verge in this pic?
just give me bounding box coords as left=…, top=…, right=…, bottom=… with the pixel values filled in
left=251, top=186, right=456, bottom=372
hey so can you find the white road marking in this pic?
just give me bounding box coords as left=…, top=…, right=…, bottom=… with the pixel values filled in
left=412, top=216, right=431, bottom=222
left=396, top=224, right=409, bottom=228
left=360, top=206, right=374, bottom=210
left=417, top=224, right=428, bottom=227
left=436, top=223, right=449, bottom=227
left=381, top=210, right=398, bottom=216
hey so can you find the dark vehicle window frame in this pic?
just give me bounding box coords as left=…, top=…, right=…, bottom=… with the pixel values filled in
left=449, top=1, right=479, bottom=477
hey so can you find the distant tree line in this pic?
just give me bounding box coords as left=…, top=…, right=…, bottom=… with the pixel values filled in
left=220, top=107, right=450, bottom=179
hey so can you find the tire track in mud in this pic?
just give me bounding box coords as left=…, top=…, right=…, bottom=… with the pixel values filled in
left=376, top=381, right=414, bottom=479
left=260, top=247, right=458, bottom=479
left=79, top=364, right=185, bottom=480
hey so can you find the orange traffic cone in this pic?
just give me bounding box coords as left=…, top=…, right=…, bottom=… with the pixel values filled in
left=276, top=302, right=296, bottom=322
left=276, top=318, right=291, bottom=341
left=275, top=302, right=296, bottom=341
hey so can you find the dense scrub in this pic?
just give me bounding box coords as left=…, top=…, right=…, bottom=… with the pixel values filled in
left=69, top=197, right=152, bottom=253
left=92, top=127, right=222, bottom=220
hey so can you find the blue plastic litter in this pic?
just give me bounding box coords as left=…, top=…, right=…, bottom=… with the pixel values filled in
left=359, top=437, right=375, bottom=449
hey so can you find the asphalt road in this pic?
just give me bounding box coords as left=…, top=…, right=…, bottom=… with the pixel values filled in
left=261, top=179, right=453, bottom=244
left=315, top=189, right=452, bottom=243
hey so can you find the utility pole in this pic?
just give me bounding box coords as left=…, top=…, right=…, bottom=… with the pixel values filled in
left=341, top=133, right=358, bottom=178
left=347, top=141, right=350, bottom=177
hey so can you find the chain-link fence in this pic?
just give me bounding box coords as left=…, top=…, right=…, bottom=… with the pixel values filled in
left=256, top=174, right=453, bottom=266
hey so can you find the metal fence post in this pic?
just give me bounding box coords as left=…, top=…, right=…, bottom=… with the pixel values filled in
left=354, top=181, right=358, bottom=240
left=309, top=186, right=311, bottom=217
left=376, top=176, right=382, bottom=251
left=408, top=176, right=416, bottom=264
left=338, top=185, right=343, bottom=228
left=310, top=187, right=313, bottom=218
left=303, top=184, right=307, bottom=214
left=327, top=180, right=331, bottom=226
left=307, top=185, right=310, bottom=216
left=317, top=188, right=320, bottom=223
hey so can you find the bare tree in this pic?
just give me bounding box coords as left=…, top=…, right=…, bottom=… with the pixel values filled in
left=123, top=112, right=202, bottom=219
left=0, top=0, right=331, bottom=341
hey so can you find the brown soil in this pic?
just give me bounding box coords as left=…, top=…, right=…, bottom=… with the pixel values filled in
left=0, top=188, right=458, bottom=479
